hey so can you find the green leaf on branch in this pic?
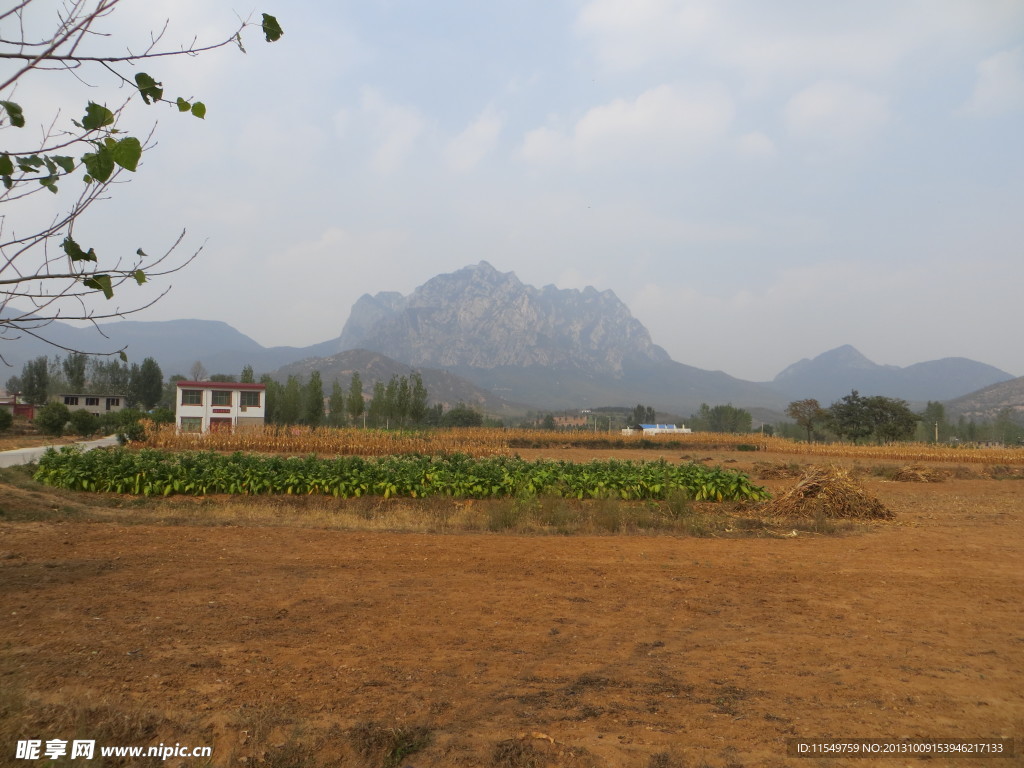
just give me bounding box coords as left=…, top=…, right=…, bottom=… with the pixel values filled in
left=16, top=155, right=43, bottom=172
left=82, top=145, right=115, bottom=182
left=83, top=274, right=114, bottom=300
left=62, top=237, right=97, bottom=262
left=81, top=102, right=115, bottom=131
left=190, top=102, right=206, bottom=119
left=134, top=73, right=164, bottom=105
left=119, top=351, right=129, bottom=363
left=176, top=97, right=191, bottom=112
left=112, top=137, right=142, bottom=171
left=133, top=270, right=147, bottom=285
left=53, top=156, right=76, bottom=174
left=0, top=154, right=14, bottom=176
left=262, top=14, right=283, bottom=42
left=39, top=176, right=58, bottom=193
left=1, top=100, right=25, bottom=128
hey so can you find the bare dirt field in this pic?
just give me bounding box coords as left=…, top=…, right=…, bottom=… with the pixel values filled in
left=1, top=448, right=1022, bottom=767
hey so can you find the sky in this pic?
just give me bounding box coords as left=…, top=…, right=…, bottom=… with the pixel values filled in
left=8, top=0, right=1024, bottom=381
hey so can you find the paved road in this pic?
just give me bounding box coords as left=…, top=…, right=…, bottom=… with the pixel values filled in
left=0, top=436, right=119, bottom=468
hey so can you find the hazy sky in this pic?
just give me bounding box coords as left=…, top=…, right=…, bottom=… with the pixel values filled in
left=15, top=1, right=1024, bottom=381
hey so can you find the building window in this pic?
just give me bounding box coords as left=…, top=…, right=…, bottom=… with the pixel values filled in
left=85, top=397, right=100, bottom=407
left=105, top=397, right=120, bottom=410
left=212, top=390, right=232, bottom=407
left=63, top=396, right=79, bottom=406
left=181, top=390, right=202, bottom=406
left=179, top=417, right=202, bottom=433
left=240, top=391, right=261, bottom=408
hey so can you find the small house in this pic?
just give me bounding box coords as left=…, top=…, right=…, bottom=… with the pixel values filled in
left=58, top=394, right=126, bottom=415
left=175, top=381, right=266, bottom=433
left=621, top=423, right=692, bottom=436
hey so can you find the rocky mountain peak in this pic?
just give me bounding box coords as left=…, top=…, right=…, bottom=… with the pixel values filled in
left=336, top=263, right=670, bottom=373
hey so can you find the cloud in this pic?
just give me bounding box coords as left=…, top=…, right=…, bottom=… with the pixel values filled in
left=522, top=84, right=734, bottom=169
left=783, top=81, right=889, bottom=147
left=736, top=131, right=778, bottom=160
left=444, top=108, right=502, bottom=172
left=575, top=0, right=1024, bottom=92
left=960, top=46, right=1024, bottom=117
left=252, top=226, right=415, bottom=344
left=575, top=0, right=713, bottom=71
left=358, top=88, right=427, bottom=174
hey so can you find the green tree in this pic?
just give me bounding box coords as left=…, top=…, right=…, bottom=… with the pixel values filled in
left=367, top=381, right=387, bottom=427
left=35, top=401, right=71, bottom=436
left=0, top=3, right=282, bottom=359
left=826, top=390, right=873, bottom=444
left=347, top=372, right=365, bottom=427
left=62, top=353, right=88, bottom=392
left=240, top=365, right=255, bottom=384
left=21, top=357, right=50, bottom=405
left=786, top=398, right=826, bottom=442
left=129, top=357, right=163, bottom=410
left=88, top=359, right=131, bottom=394
left=278, top=376, right=302, bottom=425
left=441, top=403, right=484, bottom=427
left=68, top=408, right=99, bottom=437
left=327, top=381, right=347, bottom=426
left=918, top=401, right=949, bottom=442
left=396, top=375, right=411, bottom=426
left=692, top=403, right=752, bottom=433
left=260, top=375, right=282, bottom=425
left=383, top=376, right=400, bottom=426
left=864, top=395, right=919, bottom=443
left=993, top=408, right=1023, bottom=445
left=305, top=371, right=324, bottom=426
left=0, top=407, right=13, bottom=432
left=631, top=404, right=656, bottom=424
left=409, top=372, right=428, bottom=424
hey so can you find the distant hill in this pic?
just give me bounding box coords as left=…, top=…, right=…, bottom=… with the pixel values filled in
left=769, top=345, right=1013, bottom=405
left=945, top=376, right=1024, bottom=422
left=0, top=315, right=336, bottom=378
left=2, top=267, right=1015, bottom=417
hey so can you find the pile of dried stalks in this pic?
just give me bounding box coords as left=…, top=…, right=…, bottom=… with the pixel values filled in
left=759, top=465, right=894, bottom=520
left=755, top=462, right=802, bottom=480
left=892, top=465, right=945, bottom=483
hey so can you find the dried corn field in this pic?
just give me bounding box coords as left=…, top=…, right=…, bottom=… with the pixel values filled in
left=139, top=423, right=1024, bottom=465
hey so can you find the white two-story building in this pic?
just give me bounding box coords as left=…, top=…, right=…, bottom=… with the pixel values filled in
left=175, top=381, right=266, bottom=432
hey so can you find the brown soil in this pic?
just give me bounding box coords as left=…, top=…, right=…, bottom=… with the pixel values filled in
left=1, top=449, right=1022, bottom=767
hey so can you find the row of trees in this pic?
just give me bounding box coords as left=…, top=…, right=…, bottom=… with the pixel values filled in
left=786, top=392, right=924, bottom=444
left=1, top=353, right=493, bottom=430
left=259, top=370, right=486, bottom=428
left=6, top=353, right=164, bottom=409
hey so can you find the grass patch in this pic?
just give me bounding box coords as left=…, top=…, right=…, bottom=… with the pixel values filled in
left=348, top=722, right=432, bottom=768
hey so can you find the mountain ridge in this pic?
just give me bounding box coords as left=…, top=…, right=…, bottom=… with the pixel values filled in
left=1, top=264, right=1016, bottom=414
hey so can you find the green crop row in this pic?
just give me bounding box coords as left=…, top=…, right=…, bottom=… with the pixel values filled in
left=34, top=448, right=770, bottom=502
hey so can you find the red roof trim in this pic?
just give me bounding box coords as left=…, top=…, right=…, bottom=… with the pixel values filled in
left=175, top=381, right=265, bottom=391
